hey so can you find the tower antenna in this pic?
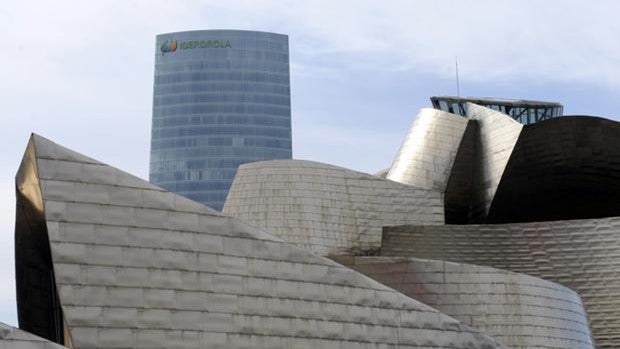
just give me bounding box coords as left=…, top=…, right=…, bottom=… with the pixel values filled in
left=455, top=57, right=460, bottom=97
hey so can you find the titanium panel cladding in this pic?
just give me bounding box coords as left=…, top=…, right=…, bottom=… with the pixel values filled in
left=150, top=30, right=292, bottom=211
left=488, top=116, right=620, bottom=223
left=336, top=256, right=593, bottom=349
left=16, top=134, right=509, bottom=349
left=382, top=222, right=618, bottom=348
left=223, top=159, right=444, bottom=256
left=386, top=108, right=469, bottom=191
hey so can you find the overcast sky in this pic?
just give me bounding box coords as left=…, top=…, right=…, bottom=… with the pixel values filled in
left=2, top=0, right=620, bottom=326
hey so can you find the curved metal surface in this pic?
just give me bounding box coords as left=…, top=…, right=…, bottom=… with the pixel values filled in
left=16, top=134, right=508, bottom=349
left=14, top=137, right=65, bottom=344
left=444, top=120, right=477, bottom=224
left=223, top=159, right=444, bottom=256
left=373, top=168, right=389, bottom=178
left=381, top=220, right=620, bottom=348
left=0, top=322, right=68, bottom=348
left=464, top=103, right=523, bottom=222
left=336, top=256, right=593, bottom=349
left=488, top=116, right=620, bottom=223
left=386, top=108, right=470, bottom=191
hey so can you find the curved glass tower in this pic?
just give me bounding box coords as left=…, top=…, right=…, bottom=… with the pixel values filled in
left=149, top=30, right=292, bottom=210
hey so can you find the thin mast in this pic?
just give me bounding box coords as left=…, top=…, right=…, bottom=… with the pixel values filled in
left=455, top=57, right=460, bottom=97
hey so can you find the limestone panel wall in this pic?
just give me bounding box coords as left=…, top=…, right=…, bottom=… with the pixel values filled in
left=386, top=108, right=470, bottom=191
left=16, top=134, right=508, bottom=349
left=335, top=256, right=593, bottom=349
left=0, top=322, right=68, bottom=349
left=465, top=102, right=523, bottom=221
left=223, top=159, right=443, bottom=256
left=381, top=220, right=620, bottom=348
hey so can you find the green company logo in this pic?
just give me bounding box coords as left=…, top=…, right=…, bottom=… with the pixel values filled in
left=161, top=39, right=232, bottom=55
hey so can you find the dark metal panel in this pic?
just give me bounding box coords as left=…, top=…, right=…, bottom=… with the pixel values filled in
left=444, top=120, right=477, bottom=223
left=488, top=116, right=620, bottom=223
left=14, top=138, right=64, bottom=345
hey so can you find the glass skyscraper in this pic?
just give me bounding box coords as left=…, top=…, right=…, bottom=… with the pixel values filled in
left=149, top=30, right=292, bottom=210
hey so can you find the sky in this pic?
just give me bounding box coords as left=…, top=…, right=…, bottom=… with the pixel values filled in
left=2, top=0, right=620, bottom=326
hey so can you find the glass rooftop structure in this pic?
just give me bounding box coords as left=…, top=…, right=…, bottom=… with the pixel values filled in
left=431, top=96, right=563, bottom=124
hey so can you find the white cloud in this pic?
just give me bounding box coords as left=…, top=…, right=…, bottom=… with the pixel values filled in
left=5, top=0, right=620, bottom=94
left=199, top=0, right=620, bottom=87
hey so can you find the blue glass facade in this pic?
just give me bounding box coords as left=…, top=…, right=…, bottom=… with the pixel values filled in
left=150, top=30, right=292, bottom=210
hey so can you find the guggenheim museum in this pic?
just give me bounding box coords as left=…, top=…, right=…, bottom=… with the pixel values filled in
left=5, top=92, right=620, bottom=348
